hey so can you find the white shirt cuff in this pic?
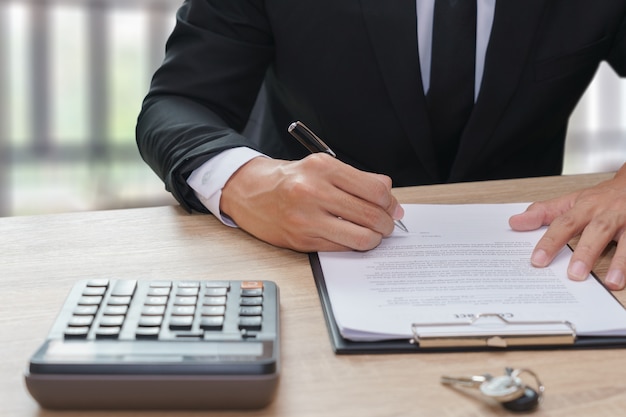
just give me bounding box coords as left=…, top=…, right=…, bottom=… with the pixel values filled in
left=187, top=147, right=266, bottom=227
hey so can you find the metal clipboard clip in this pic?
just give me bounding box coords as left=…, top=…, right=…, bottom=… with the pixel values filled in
left=410, top=313, right=577, bottom=348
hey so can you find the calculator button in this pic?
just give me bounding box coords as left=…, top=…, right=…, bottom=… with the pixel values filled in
left=99, top=315, right=125, bottom=327
left=111, top=280, right=137, bottom=297
left=103, top=305, right=128, bottom=315
left=86, top=279, right=109, bottom=287
left=238, top=316, right=262, bottom=331
left=135, top=327, right=160, bottom=339
left=95, top=327, right=121, bottom=339
left=68, top=315, right=94, bottom=327
left=202, top=296, right=227, bottom=306
left=64, top=327, right=90, bottom=339
left=141, top=305, right=166, bottom=316
left=177, top=281, right=200, bottom=288
left=173, top=296, right=197, bottom=306
left=147, top=287, right=170, bottom=297
left=107, top=296, right=132, bottom=306
left=138, top=316, right=163, bottom=327
left=241, top=288, right=263, bottom=297
left=239, top=306, right=263, bottom=316
left=205, top=281, right=231, bottom=289
left=149, top=281, right=172, bottom=288
left=169, top=316, right=193, bottom=330
left=144, top=296, right=168, bottom=306
left=73, top=305, right=98, bottom=315
left=241, top=281, right=264, bottom=290
left=176, top=287, right=199, bottom=296
left=200, top=316, right=224, bottom=330
left=240, top=297, right=263, bottom=306
left=78, top=296, right=102, bottom=306
left=171, top=306, right=196, bottom=316
left=82, top=286, right=106, bottom=296
left=201, top=306, right=226, bottom=316
left=204, top=287, right=228, bottom=296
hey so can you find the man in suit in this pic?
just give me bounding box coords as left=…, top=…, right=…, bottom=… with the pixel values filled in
left=136, top=0, right=626, bottom=290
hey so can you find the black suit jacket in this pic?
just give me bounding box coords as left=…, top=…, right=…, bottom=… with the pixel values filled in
left=136, top=0, right=626, bottom=212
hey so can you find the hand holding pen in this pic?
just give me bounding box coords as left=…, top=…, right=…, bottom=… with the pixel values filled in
left=219, top=122, right=406, bottom=252
left=288, top=121, right=408, bottom=233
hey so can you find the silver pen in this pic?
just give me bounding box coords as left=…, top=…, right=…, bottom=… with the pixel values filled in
left=288, top=121, right=409, bottom=233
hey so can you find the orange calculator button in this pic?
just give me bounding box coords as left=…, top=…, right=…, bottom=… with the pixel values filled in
left=241, top=281, right=264, bottom=290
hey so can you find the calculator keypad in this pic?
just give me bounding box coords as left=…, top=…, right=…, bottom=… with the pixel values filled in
left=63, top=280, right=268, bottom=341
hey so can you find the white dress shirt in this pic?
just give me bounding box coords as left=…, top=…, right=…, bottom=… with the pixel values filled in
left=187, top=0, right=496, bottom=226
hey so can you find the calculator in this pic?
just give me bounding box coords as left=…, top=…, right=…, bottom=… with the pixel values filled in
left=24, top=279, right=280, bottom=410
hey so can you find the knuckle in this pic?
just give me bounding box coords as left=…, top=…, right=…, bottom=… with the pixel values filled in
left=588, top=215, right=617, bottom=237
left=360, top=205, right=384, bottom=227
left=536, top=233, right=561, bottom=250
left=377, top=174, right=393, bottom=189
left=281, top=176, right=315, bottom=200
left=352, top=231, right=382, bottom=251
left=371, top=181, right=392, bottom=205
left=551, top=213, right=579, bottom=231
left=303, top=153, right=333, bottom=170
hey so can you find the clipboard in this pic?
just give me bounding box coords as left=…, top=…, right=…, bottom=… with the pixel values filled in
left=308, top=253, right=626, bottom=354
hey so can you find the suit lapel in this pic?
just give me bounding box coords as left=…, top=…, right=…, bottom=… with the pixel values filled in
left=450, top=0, right=549, bottom=180
left=360, top=0, right=549, bottom=182
left=359, top=0, right=440, bottom=181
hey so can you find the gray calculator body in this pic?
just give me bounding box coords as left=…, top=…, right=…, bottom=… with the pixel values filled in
left=25, top=279, right=280, bottom=409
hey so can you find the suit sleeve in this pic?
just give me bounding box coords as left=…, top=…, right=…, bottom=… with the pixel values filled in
left=136, top=0, right=274, bottom=212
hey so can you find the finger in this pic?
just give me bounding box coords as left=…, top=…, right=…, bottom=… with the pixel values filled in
left=323, top=157, right=399, bottom=218
left=372, top=173, right=405, bottom=220
left=530, top=209, right=585, bottom=268
left=266, top=179, right=386, bottom=251
left=336, top=174, right=397, bottom=217
left=566, top=212, right=619, bottom=281
left=509, top=195, right=576, bottom=231
left=508, top=203, right=547, bottom=231
left=283, top=214, right=384, bottom=252
left=605, top=236, right=626, bottom=290
left=321, top=215, right=385, bottom=251
left=319, top=190, right=394, bottom=237
left=242, top=207, right=367, bottom=253
left=284, top=235, right=352, bottom=253
left=298, top=155, right=398, bottom=234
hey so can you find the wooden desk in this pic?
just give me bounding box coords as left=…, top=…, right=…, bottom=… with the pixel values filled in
left=2, top=172, right=625, bottom=417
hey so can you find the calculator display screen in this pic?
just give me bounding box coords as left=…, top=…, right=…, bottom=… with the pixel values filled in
left=30, top=340, right=275, bottom=375
left=44, top=340, right=264, bottom=362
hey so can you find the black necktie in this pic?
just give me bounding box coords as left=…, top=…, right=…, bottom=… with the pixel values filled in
left=427, top=0, right=477, bottom=178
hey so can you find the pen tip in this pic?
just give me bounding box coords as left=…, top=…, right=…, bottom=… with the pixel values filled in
left=395, top=220, right=409, bottom=233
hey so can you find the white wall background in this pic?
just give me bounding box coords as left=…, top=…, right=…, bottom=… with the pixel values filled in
left=565, top=63, right=626, bottom=174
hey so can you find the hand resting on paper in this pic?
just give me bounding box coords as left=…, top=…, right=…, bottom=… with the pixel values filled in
left=219, top=153, right=405, bottom=252
left=509, top=163, right=626, bottom=291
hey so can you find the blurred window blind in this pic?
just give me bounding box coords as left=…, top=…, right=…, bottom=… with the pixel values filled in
left=0, top=0, right=179, bottom=216
left=0, top=1, right=624, bottom=216
left=565, top=63, right=626, bottom=175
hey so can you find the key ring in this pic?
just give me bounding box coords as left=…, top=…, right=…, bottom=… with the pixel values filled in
left=441, top=367, right=544, bottom=412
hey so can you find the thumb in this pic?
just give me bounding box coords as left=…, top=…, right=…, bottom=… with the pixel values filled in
left=509, top=194, right=576, bottom=231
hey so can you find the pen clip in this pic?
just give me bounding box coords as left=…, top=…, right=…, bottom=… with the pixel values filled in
left=288, top=121, right=337, bottom=157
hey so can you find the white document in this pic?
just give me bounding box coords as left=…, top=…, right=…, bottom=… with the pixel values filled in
left=318, top=204, right=626, bottom=342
